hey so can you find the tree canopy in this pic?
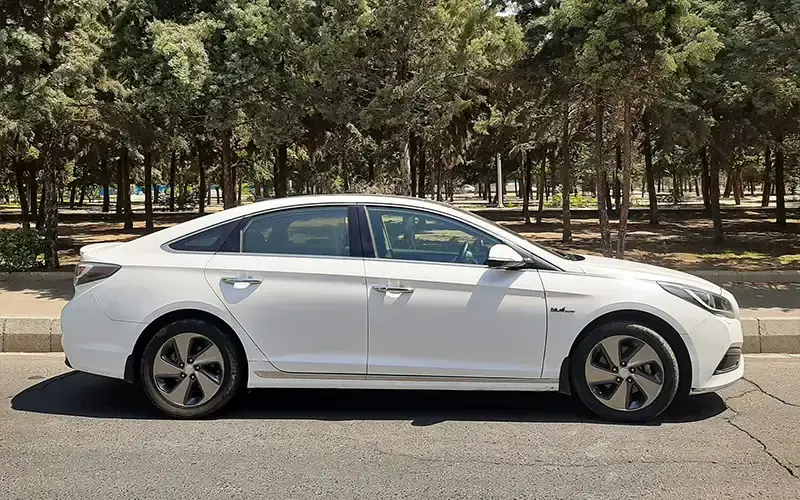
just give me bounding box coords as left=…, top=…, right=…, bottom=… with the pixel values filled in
left=1, top=0, right=799, bottom=267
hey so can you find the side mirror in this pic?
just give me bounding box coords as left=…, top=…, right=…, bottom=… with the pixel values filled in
left=487, top=244, right=525, bottom=269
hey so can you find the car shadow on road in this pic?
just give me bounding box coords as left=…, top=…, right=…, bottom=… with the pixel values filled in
left=11, top=371, right=727, bottom=426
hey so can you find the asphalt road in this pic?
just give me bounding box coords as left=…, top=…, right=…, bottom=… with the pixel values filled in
left=1, top=354, right=799, bottom=499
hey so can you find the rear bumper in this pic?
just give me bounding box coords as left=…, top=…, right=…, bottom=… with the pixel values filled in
left=60, top=289, right=143, bottom=381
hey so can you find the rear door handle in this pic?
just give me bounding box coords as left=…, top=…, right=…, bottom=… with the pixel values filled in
left=373, top=285, right=415, bottom=294
left=222, top=277, right=263, bottom=289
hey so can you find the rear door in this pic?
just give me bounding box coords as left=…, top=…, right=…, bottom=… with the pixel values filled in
left=204, top=205, right=368, bottom=374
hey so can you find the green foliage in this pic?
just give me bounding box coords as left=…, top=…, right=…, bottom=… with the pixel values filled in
left=545, top=193, right=597, bottom=209
left=0, top=228, right=45, bottom=272
left=1, top=0, right=799, bottom=267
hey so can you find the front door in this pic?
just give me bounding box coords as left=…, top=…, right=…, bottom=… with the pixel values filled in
left=204, top=205, right=368, bottom=374
left=363, top=205, right=548, bottom=379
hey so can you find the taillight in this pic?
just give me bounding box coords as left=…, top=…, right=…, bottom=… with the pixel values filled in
left=74, top=262, right=121, bottom=286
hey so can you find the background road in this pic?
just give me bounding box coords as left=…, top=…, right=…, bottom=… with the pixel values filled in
left=1, top=354, right=799, bottom=499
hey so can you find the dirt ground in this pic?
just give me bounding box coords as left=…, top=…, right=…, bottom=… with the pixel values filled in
left=2, top=211, right=798, bottom=272
left=505, top=217, right=800, bottom=271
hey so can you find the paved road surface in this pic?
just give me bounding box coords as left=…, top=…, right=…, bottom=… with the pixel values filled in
left=1, top=354, right=798, bottom=499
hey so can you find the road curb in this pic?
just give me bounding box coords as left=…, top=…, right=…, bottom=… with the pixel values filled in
left=0, top=316, right=797, bottom=354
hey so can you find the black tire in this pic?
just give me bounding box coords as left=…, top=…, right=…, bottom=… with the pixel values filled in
left=571, top=320, right=680, bottom=423
left=140, top=319, right=244, bottom=418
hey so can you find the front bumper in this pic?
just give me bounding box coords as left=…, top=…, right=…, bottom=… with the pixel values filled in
left=685, top=315, right=744, bottom=394
left=691, top=354, right=744, bottom=394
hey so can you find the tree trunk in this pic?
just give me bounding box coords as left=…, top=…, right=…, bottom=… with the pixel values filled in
left=14, top=162, right=30, bottom=229
left=616, top=99, right=633, bottom=259
left=522, top=150, right=532, bottom=224
left=436, top=162, right=442, bottom=201
left=694, top=177, right=700, bottom=197
left=700, top=147, right=711, bottom=213
left=604, top=174, right=613, bottom=219
left=732, top=168, right=741, bottom=205
left=143, top=151, right=154, bottom=231
left=222, top=133, right=236, bottom=207
left=401, top=133, right=412, bottom=196
left=409, top=131, right=418, bottom=197
left=215, top=186, right=221, bottom=204
left=275, top=143, right=288, bottom=198
left=761, top=147, right=772, bottom=207
left=561, top=101, right=572, bottom=243
left=237, top=174, right=243, bottom=205
left=775, top=135, right=786, bottom=226
left=496, top=152, right=505, bottom=207
left=37, top=171, right=46, bottom=230
left=536, top=154, right=546, bottom=225
left=673, top=171, right=679, bottom=201
left=643, top=109, right=658, bottom=224
left=42, top=151, right=59, bottom=269
left=723, top=171, right=732, bottom=198
left=169, top=151, right=176, bottom=211
left=115, top=152, right=123, bottom=215
left=595, top=94, right=612, bottom=257
left=78, top=183, right=86, bottom=207
left=101, top=156, right=110, bottom=213
left=708, top=145, right=724, bottom=243
left=368, top=158, right=375, bottom=184
left=121, top=147, right=134, bottom=230
left=418, top=138, right=426, bottom=198
left=198, top=154, right=206, bottom=215
left=448, top=176, right=454, bottom=202
left=614, top=144, right=622, bottom=211
left=69, top=184, right=77, bottom=208
left=29, top=164, right=38, bottom=219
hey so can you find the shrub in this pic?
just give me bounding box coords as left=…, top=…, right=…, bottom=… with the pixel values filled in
left=545, top=193, right=597, bottom=209
left=0, top=228, right=46, bottom=272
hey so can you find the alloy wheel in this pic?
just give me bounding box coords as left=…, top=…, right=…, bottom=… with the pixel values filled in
left=584, top=335, right=665, bottom=412
left=152, top=332, right=225, bottom=407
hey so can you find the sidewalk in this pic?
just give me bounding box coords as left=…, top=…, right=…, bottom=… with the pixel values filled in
left=1, top=271, right=799, bottom=353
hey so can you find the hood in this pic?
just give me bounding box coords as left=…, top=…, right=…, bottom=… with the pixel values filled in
left=575, top=254, right=722, bottom=293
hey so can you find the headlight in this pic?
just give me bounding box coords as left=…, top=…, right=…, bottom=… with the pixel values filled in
left=659, top=282, right=735, bottom=318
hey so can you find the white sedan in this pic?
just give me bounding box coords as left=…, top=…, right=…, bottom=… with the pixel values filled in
left=61, top=195, right=743, bottom=422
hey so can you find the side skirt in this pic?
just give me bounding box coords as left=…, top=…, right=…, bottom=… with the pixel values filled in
left=249, top=369, right=559, bottom=392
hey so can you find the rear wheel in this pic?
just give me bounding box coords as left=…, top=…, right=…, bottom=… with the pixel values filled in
left=140, top=319, right=243, bottom=418
left=571, top=321, right=679, bottom=423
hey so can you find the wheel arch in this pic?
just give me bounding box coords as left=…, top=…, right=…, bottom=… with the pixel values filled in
left=124, top=309, right=248, bottom=387
left=557, top=309, right=692, bottom=397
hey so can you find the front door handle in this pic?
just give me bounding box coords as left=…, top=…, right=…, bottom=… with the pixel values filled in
left=373, top=285, right=415, bottom=294
left=222, top=277, right=263, bottom=290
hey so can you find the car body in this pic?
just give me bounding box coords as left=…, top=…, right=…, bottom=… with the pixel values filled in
left=61, top=194, right=744, bottom=421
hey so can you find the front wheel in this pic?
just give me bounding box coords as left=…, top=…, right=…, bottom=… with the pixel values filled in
left=571, top=321, right=680, bottom=423
left=140, top=319, right=243, bottom=418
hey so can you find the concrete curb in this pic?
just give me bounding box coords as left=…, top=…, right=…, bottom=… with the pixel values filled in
left=690, top=270, right=800, bottom=284
left=1, top=316, right=797, bottom=354
left=1, top=318, right=63, bottom=353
